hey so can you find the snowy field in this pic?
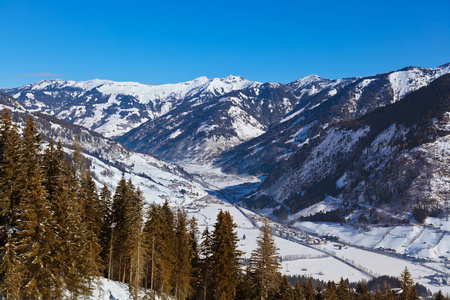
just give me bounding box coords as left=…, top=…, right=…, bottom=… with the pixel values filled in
left=187, top=201, right=370, bottom=283
left=82, top=150, right=208, bottom=207
left=295, top=221, right=450, bottom=294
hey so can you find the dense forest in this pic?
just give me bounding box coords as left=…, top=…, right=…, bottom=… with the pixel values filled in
left=0, top=108, right=447, bottom=299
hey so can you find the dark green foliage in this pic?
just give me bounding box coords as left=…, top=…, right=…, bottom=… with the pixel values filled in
left=211, top=210, right=243, bottom=300
left=299, top=209, right=343, bottom=223
left=412, top=205, right=428, bottom=223
left=435, top=290, right=445, bottom=300
left=249, top=217, right=281, bottom=299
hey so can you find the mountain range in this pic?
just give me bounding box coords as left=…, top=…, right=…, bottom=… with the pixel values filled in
left=2, top=63, right=450, bottom=224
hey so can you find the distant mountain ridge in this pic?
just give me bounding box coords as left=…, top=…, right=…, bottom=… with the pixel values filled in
left=2, top=63, right=450, bottom=166
left=2, top=75, right=259, bottom=138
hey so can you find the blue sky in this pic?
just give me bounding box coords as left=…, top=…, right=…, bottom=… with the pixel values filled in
left=1, top=0, right=449, bottom=88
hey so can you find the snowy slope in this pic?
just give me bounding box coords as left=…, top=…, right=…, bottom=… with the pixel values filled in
left=243, top=73, right=450, bottom=224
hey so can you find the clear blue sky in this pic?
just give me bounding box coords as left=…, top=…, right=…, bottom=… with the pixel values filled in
left=1, top=0, right=449, bottom=88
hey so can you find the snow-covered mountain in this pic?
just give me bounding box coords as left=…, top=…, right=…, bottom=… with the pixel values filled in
left=117, top=83, right=298, bottom=162
left=0, top=92, right=207, bottom=206
left=217, top=63, right=450, bottom=175
left=243, top=73, right=450, bottom=224
left=2, top=76, right=259, bottom=138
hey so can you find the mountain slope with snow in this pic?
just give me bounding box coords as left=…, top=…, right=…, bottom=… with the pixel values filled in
left=217, top=63, right=450, bottom=175
left=2, top=76, right=259, bottom=138
left=117, top=83, right=298, bottom=162
left=244, top=73, right=450, bottom=224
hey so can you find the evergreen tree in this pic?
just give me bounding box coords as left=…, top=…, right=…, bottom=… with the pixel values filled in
left=173, top=209, right=194, bottom=300
left=143, top=204, right=163, bottom=298
left=435, top=290, right=445, bottom=300
left=325, top=281, right=338, bottom=300
left=235, top=265, right=255, bottom=300
left=0, top=109, right=24, bottom=299
left=303, top=280, right=315, bottom=300
left=315, top=282, right=323, bottom=300
left=199, top=226, right=213, bottom=300
left=159, top=200, right=176, bottom=296
left=211, top=210, right=243, bottom=300
left=0, top=109, right=23, bottom=238
left=52, top=150, right=94, bottom=298
left=249, top=217, right=281, bottom=299
left=0, top=230, right=22, bottom=299
left=187, top=216, right=202, bottom=300
left=111, top=176, right=132, bottom=282
left=15, top=116, right=58, bottom=298
left=111, top=177, right=146, bottom=289
left=293, top=280, right=304, bottom=300
left=399, top=267, right=417, bottom=300
left=356, top=282, right=371, bottom=300
left=275, top=275, right=294, bottom=300
left=127, top=186, right=145, bottom=300
left=99, top=184, right=113, bottom=276
left=337, top=277, right=352, bottom=300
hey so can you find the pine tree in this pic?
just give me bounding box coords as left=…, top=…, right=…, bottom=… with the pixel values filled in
left=235, top=265, right=255, bottom=300
left=187, top=216, right=202, bottom=300
left=70, top=139, right=103, bottom=290
left=0, top=109, right=24, bottom=299
left=173, top=209, right=194, bottom=300
left=0, top=230, right=22, bottom=299
left=99, top=184, right=113, bottom=278
left=303, top=280, right=315, bottom=300
left=143, top=203, right=163, bottom=298
left=211, top=210, right=243, bottom=300
left=315, top=282, right=323, bottom=300
left=293, top=280, right=304, bottom=300
left=159, top=200, right=176, bottom=296
left=199, top=226, right=213, bottom=300
left=111, top=176, right=132, bottom=282
left=0, top=108, right=23, bottom=236
left=16, top=116, right=58, bottom=298
left=325, top=281, right=338, bottom=300
left=337, top=277, right=352, bottom=300
left=128, top=185, right=145, bottom=300
left=356, top=282, right=370, bottom=300
left=435, top=290, right=445, bottom=300
left=399, top=267, right=417, bottom=300
left=249, top=218, right=281, bottom=299
left=50, top=142, right=94, bottom=298
left=275, top=275, right=294, bottom=300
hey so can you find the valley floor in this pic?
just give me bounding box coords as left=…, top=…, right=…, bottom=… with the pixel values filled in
left=91, top=165, right=450, bottom=298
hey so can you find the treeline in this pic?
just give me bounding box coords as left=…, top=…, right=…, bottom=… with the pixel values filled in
left=0, top=108, right=109, bottom=299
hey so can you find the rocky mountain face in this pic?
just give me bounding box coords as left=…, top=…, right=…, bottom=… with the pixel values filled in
left=217, top=63, right=450, bottom=175
left=116, top=83, right=298, bottom=162
left=244, top=73, right=450, bottom=224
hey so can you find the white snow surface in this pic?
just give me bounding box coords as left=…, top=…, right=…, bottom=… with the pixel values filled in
left=389, top=64, right=450, bottom=102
